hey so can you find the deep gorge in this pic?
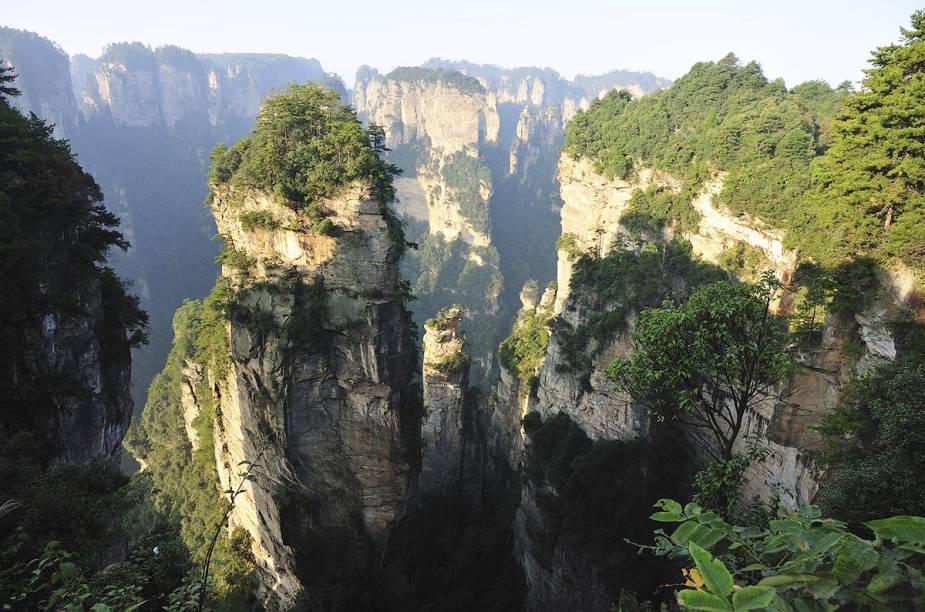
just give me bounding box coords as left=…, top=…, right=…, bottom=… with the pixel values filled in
left=2, top=11, right=924, bottom=611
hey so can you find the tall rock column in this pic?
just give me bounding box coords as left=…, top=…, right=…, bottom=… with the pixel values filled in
left=420, top=306, right=471, bottom=495
left=205, top=181, right=417, bottom=607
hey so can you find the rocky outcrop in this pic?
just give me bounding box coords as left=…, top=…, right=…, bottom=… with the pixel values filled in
left=0, top=27, right=79, bottom=138
left=3, top=276, right=134, bottom=464
left=354, top=68, right=498, bottom=246
left=74, top=45, right=341, bottom=130
left=494, top=151, right=921, bottom=609
left=190, top=181, right=417, bottom=607
left=420, top=306, right=473, bottom=495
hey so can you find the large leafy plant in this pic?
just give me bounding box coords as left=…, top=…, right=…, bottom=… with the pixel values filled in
left=646, top=499, right=925, bottom=610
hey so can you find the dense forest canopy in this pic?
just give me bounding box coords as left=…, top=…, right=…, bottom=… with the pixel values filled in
left=564, top=12, right=925, bottom=281
left=209, top=83, right=400, bottom=210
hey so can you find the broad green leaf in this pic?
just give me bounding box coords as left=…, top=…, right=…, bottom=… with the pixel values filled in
left=732, top=586, right=775, bottom=610
left=677, top=589, right=733, bottom=611
left=651, top=511, right=684, bottom=522
left=671, top=521, right=699, bottom=546
left=865, top=516, right=925, bottom=544
left=656, top=499, right=683, bottom=514
left=689, top=542, right=733, bottom=598
left=866, top=562, right=901, bottom=594
left=688, top=524, right=726, bottom=549
left=769, top=519, right=803, bottom=534
left=806, top=575, right=839, bottom=599
left=756, top=574, right=819, bottom=587
left=832, top=539, right=878, bottom=584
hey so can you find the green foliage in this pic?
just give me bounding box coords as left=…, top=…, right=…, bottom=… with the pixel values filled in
left=555, top=239, right=724, bottom=384
left=647, top=500, right=925, bottom=610
left=237, top=210, right=279, bottom=232
left=123, top=297, right=253, bottom=597
left=563, top=53, right=862, bottom=277
left=384, top=66, right=485, bottom=94
left=7, top=541, right=146, bottom=611
left=441, top=152, right=492, bottom=234
left=208, top=83, right=400, bottom=211
left=623, top=185, right=701, bottom=235
left=817, top=355, right=925, bottom=528
left=608, top=272, right=791, bottom=461
left=555, top=233, right=582, bottom=259
left=400, top=221, right=502, bottom=385
left=789, top=259, right=880, bottom=345
left=715, top=242, right=768, bottom=280
left=691, top=440, right=769, bottom=520
left=498, top=296, right=552, bottom=394
left=431, top=349, right=470, bottom=374
left=797, top=11, right=925, bottom=280
left=215, top=242, right=253, bottom=275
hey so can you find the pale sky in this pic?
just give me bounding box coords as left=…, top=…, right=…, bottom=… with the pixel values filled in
left=3, top=0, right=921, bottom=87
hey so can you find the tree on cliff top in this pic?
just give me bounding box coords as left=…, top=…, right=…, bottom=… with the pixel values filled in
left=607, top=273, right=791, bottom=463
left=209, top=83, right=400, bottom=209
left=797, top=10, right=925, bottom=278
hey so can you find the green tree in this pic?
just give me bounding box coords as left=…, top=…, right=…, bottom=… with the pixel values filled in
left=799, top=10, right=925, bottom=277
left=607, top=273, right=791, bottom=462
left=817, top=355, right=925, bottom=528
left=209, top=83, right=401, bottom=211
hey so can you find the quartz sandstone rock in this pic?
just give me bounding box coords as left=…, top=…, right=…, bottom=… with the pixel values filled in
left=180, top=180, right=417, bottom=607
left=420, top=306, right=473, bottom=496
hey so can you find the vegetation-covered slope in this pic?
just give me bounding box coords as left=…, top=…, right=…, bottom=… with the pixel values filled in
left=565, top=54, right=844, bottom=235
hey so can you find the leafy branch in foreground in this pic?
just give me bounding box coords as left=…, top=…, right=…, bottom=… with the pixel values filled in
left=642, top=499, right=925, bottom=610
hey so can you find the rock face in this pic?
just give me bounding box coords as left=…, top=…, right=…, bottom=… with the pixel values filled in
left=354, top=68, right=504, bottom=382
left=3, top=276, right=134, bottom=464
left=420, top=306, right=474, bottom=495
left=2, top=30, right=346, bottom=413
left=354, top=69, right=498, bottom=246
left=73, top=44, right=341, bottom=130
left=0, top=27, right=79, bottom=139
left=355, top=64, right=673, bottom=386
left=495, top=151, right=923, bottom=609
left=195, top=181, right=417, bottom=607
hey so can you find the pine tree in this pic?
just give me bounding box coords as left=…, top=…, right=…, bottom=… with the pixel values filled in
left=803, top=11, right=925, bottom=273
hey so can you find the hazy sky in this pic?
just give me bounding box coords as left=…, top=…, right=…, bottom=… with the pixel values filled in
left=4, top=0, right=921, bottom=87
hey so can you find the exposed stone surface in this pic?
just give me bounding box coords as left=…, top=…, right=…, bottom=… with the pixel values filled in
left=514, top=481, right=612, bottom=612
left=77, top=50, right=339, bottom=130
left=421, top=306, right=475, bottom=496
left=13, top=276, right=134, bottom=464
left=0, top=28, right=79, bottom=139
left=497, top=153, right=918, bottom=609
left=554, top=156, right=679, bottom=312
left=354, top=71, right=497, bottom=247
left=189, top=181, right=417, bottom=607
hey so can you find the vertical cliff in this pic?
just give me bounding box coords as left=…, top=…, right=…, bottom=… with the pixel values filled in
left=354, top=67, right=504, bottom=383
left=1, top=31, right=346, bottom=413
left=0, top=27, right=79, bottom=139
left=420, top=306, right=476, bottom=496
left=0, top=67, right=142, bottom=464
left=494, top=143, right=920, bottom=609
left=204, top=179, right=416, bottom=606
left=355, top=63, right=672, bottom=387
